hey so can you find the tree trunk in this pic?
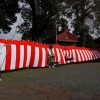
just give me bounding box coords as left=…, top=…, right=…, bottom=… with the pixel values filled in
left=28, top=0, right=40, bottom=41
left=31, top=0, right=37, bottom=41
left=80, top=32, right=85, bottom=47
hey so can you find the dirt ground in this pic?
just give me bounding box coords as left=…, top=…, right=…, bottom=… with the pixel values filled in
left=0, top=62, right=100, bottom=100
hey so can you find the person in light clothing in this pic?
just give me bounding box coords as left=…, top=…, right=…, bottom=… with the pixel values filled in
left=0, top=43, right=11, bottom=81
left=48, top=44, right=55, bottom=68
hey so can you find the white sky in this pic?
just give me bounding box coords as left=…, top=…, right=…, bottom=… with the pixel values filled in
left=0, top=13, right=23, bottom=40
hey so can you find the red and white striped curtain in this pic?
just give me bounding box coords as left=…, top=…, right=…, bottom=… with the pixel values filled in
left=0, top=39, right=100, bottom=71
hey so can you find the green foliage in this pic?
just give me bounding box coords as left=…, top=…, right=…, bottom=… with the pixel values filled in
left=18, top=0, right=67, bottom=41
left=1, top=0, right=100, bottom=47
left=0, top=0, right=20, bottom=33
left=77, top=34, right=96, bottom=48
left=63, top=0, right=97, bottom=47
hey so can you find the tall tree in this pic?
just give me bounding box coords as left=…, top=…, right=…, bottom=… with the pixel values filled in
left=63, top=0, right=96, bottom=47
left=18, top=0, right=66, bottom=42
left=0, top=0, right=20, bottom=34
left=90, top=0, right=100, bottom=38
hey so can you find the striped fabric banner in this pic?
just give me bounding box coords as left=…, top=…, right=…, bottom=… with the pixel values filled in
left=0, top=39, right=100, bottom=71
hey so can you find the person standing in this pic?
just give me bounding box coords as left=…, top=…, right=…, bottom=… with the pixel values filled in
left=48, top=44, right=55, bottom=68
left=0, top=43, right=11, bottom=81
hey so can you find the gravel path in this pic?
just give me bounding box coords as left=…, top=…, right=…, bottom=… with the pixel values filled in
left=0, top=62, right=100, bottom=100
